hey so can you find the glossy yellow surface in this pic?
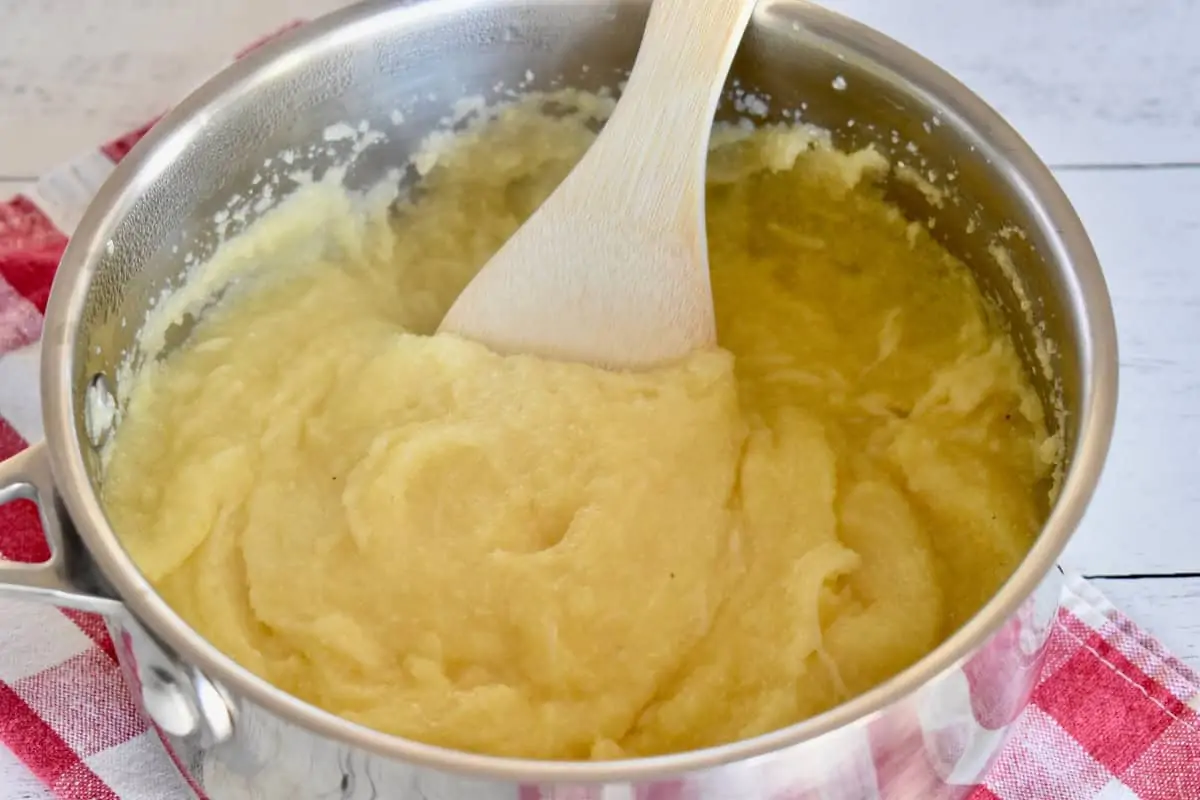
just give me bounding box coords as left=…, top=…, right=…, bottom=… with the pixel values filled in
left=103, top=96, right=1056, bottom=760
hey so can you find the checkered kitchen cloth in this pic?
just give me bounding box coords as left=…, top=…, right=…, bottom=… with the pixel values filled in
left=2, top=20, right=1200, bottom=800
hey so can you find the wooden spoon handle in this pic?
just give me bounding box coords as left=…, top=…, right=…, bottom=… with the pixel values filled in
left=625, top=0, right=760, bottom=111
left=579, top=0, right=760, bottom=214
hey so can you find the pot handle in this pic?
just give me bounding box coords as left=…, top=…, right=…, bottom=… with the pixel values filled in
left=0, top=445, right=236, bottom=744
left=0, top=441, right=125, bottom=616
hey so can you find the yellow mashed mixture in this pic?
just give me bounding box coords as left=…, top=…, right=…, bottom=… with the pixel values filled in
left=102, top=94, right=1057, bottom=760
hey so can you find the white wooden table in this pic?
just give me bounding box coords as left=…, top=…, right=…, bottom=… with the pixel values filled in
left=1, top=0, right=1198, bottom=794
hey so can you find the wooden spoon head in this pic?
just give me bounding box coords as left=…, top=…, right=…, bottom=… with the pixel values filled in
left=438, top=198, right=717, bottom=370
left=438, top=0, right=758, bottom=369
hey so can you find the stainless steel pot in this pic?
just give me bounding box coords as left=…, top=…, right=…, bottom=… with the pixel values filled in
left=0, top=0, right=1117, bottom=797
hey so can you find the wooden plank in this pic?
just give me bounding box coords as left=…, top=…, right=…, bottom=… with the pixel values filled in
left=0, top=0, right=351, bottom=176
left=1094, top=576, right=1200, bottom=671
left=2, top=0, right=1197, bottom=175
left=1055, top=168, right=1200, bottom=577
left=823, top=0, right=1200, bottom=167
left=0, top=181, right=32, bottom=198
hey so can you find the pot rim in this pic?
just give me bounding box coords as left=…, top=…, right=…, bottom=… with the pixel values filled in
left=40, top=0, right=1118, bottom=782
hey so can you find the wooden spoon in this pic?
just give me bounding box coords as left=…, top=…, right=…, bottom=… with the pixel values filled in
left=438, top=0, right=760, bottom=370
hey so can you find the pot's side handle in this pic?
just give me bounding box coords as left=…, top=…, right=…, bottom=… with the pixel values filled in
left=1, top=446, right=236, bottom=748
left=0, top=441, right=126, bottom=616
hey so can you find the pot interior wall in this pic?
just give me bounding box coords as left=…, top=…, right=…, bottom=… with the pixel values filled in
left=72, top=0, right=1078, bottom=517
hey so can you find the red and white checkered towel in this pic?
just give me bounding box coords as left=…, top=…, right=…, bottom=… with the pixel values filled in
left=1, top=21, right=1199, bottom=800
